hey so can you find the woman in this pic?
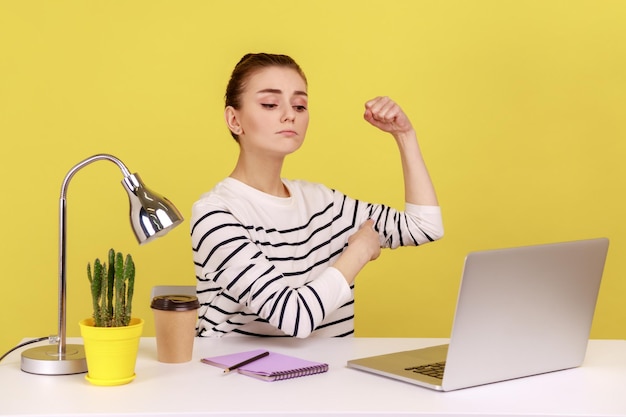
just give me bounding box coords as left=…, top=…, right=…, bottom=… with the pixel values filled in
left=191, top=53, right=443, bottom=338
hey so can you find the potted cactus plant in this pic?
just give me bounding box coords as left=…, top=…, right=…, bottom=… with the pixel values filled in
left=79, top=248, right=144, bottom=386
left=87, top=248, right=136, bottom=327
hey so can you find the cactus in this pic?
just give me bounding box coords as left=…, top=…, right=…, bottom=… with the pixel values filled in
left=124, top=254, right=135, bottom=325
left=87, top=249, right=136, bottom=327
left=106, top=249, right=115, bottom=324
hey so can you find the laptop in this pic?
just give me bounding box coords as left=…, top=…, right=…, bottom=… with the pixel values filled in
left=347, top=238, right=609, bottom=391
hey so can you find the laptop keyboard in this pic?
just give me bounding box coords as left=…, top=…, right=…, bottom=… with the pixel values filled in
left=405, top=361, right=446, bottom=379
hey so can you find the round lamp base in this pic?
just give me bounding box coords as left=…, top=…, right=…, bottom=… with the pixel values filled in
left=21, top=344, right=88, bottom=375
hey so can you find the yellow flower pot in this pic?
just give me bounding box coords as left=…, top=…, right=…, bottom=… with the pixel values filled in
left=79, top=317, right=144, bottom=386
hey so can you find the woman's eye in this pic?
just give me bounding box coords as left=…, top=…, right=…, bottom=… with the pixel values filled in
left=261, top=103, right=277, bottom=109
left=294, top=105, right=307, bottom=112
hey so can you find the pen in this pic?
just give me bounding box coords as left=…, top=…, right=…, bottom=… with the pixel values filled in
left=223, top=351, right=270, bottom=373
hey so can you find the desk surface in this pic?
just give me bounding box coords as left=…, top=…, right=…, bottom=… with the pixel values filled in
left=1, top=337, right=625, bottom=417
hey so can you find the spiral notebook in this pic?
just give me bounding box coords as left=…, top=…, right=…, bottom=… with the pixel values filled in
left=201, top=349, right=329, bottom=381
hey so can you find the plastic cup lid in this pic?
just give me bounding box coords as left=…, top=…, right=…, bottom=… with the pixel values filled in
left=151, top=294, right=200, bottom=311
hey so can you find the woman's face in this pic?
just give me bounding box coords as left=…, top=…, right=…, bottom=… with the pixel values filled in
left=227, top=66, right=309, bottom=158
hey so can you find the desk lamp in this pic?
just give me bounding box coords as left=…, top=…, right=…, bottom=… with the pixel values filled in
left=20, top=154, right=184, bottom=375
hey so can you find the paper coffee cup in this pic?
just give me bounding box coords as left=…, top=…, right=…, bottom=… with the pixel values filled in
left=151, top=294, right=200, bottom=363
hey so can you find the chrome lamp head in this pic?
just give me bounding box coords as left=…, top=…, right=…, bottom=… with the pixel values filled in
left=123, top=172, right=183, bottom=244
left=20, top=154, right=183, bottom=375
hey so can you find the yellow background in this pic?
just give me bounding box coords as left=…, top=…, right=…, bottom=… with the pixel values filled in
left=1, top=0, right=624, bottom=356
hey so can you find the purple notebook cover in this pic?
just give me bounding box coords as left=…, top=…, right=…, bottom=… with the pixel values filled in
left=201, top=349, right=328, bottom=381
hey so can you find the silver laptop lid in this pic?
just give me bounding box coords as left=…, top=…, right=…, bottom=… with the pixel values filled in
left=441, top=237, right=609, bottom=390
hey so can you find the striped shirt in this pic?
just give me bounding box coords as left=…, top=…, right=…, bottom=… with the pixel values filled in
left=190, top=177, right=444, bottom=338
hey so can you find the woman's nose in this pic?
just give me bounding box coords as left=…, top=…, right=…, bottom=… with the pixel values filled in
left=281, top=106, right=296, bottom=122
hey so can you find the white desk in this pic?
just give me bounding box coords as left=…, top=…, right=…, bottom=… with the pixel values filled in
left=1, top=338, right=625, bottom=417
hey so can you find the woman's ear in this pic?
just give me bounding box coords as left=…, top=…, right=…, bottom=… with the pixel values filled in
left=224, top=106, right=242, bottom=136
